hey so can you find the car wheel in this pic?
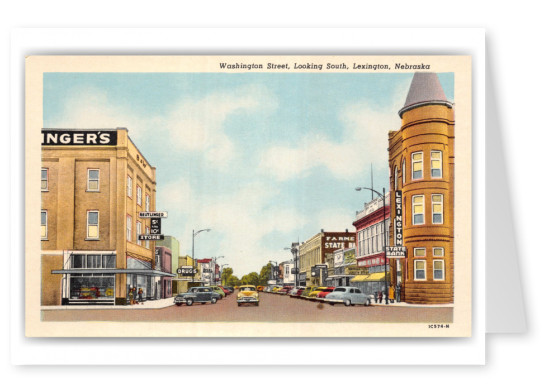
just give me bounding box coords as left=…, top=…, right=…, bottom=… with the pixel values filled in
left=201, top=302, right=206, bottom=305
left=344, top=299, right=351, bottom=307
left=211, top=298, right=217, bottom=304
left=365, top=299, right=371, bottom=306
left=255, top=302, right=259, bottom=306
left=185, top=298, right=193, bottom=306
left=176, top=303, right=183, bottom=307
left=237, top=303, right=241, bottom=307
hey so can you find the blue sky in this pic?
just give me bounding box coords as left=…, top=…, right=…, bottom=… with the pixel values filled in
left=44, top=72, right=454, bottom=277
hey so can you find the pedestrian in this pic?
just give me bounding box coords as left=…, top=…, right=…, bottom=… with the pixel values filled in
left=389, top=285, right=395, bottom=303
left=138, top=288, right=144, bottom=304
left=396, top=283, right=401, bottom=303
left=128, top=287, right=134, bottom=305
left=378, top=290, right=383, bottom=303
left=132, top=287, right=137, bottom=304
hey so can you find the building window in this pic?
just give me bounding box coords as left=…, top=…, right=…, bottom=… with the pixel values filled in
left=145, top=226, right=150, bottom=249
left=87, top=211, right=99, bottom=239
left=412, top=152, right=423, bottom=180
left=432, top=194, right=443, bottom=224
left=402, top=159, right=406, bottom=185
left=127, top=176, right=132, bottom=198
left=126, top=215, right=132, bottom=241
left=433, top=247, right=445, bottom=257
left=413, top=248, right=426, bottom=257
left=87, top=169, right=100, bottom=191
left=137, top=186, right=142, bottom=206
left=41, top=168, right=48, bottom=191
left=41, top=210, right=47, bottom=239
left=136, top=220, right=142, bottom=245
left=431, top=151, right=443, bottom=178
left=412, top=195, right=425, bottom=225
left=414, top=260, right=426, bottom=280
left=394, top=166, right=398, bottom=190
left=145, top=194, right=150, bottom=211
left=433, top=259, right=445, bottom=280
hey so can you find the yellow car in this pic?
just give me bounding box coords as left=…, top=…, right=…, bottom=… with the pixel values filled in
left=256, top=286, right=264, bottom=292
left=237, top=285, right=259, bottom=307
left=272, top=286, right=283, bottom=293
left=307, top=286, right=327, bottom=299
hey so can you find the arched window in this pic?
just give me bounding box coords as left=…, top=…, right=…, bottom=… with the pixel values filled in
left=402, top=159, right=406, bottom=185
left=394, top=166, right=398, bottom=190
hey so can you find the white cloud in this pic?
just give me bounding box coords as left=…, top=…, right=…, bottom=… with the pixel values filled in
left=258, top=82, right=408, bottom=181
left=316, top=208, right=356, bottom=233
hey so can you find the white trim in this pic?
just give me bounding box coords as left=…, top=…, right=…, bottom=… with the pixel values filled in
left=41, top=250, right=64, bottom=255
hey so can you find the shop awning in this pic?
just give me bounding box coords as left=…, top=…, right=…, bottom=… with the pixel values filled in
left=366, top=272, right=389, bottom=281
left=51, top=268, right=176, bottom=277
left=350, top=275, right=370, bottom=282
left=327, top=274, right=355, bottom=279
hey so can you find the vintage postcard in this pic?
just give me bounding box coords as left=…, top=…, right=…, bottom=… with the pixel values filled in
left=26, top=55, right=472, bottom=337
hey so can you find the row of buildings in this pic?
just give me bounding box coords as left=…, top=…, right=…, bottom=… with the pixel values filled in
left=40, top=128, right=223, bottom=306
left=278, top=72, right=454, bottom=304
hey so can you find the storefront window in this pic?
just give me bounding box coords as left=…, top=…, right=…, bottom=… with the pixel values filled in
left=70, top=275, right=115, bottom=299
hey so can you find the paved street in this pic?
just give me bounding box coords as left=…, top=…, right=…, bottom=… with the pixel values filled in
left=42, top=292, right=453, bottom=323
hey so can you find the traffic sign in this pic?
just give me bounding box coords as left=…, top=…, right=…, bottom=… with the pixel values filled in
left=138, top=211, right=168, bottom=218
left=139, top=234, right=164, bottom=241
left=386, top=246, right=407, bottom=258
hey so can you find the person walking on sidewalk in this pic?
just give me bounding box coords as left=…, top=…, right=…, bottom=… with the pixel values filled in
left=389, top=285, right=395, bottom=303
left=396, top=283, right=401, bottom=303
left=128, top=287, right=134, bottom=305
left=138, top=288, right=144, bottom=304
left=378, top=290, right=383, bottom=303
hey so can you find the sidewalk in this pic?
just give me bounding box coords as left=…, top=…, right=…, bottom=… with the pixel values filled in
left=41, top=297, right=176, bottom=310
left=370, top=301, right=453, bottom=308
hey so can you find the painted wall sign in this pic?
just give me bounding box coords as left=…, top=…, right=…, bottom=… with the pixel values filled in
left=41, top=130, right=117, bottom=146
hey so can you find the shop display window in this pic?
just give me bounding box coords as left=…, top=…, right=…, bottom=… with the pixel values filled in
left=70, top=275, right=115, bottom=299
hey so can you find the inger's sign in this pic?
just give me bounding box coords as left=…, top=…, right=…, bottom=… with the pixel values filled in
left=41, top=130, right=117, bottom=146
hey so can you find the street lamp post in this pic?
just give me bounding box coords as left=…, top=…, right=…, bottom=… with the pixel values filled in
left=192, top=228, right=211, bottom=286
left=268, top=261, right=277, bottom=286
left=356, top=186, right=389, bottom=305
left=285, top=243, right=299, bottom=287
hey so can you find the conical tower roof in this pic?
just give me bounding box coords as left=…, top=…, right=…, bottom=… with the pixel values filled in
left=398, top=72, right=452, bottom=118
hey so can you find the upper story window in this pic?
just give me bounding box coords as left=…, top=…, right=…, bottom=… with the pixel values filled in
left=433, top=247, right=445, bottom=257
left=137, top=186, right=142, bottom=206
left=402, top=159, right=406, bottom=185
left=394, top=166, right=398, bottom=190
left=41, top=168, right=48, bottom=191
left=136, top=220, right=142, bottom=245
left=432, top=194, right=443, bottom=224
left=87, top=169, right=100, bottom=191
left=431, top=151, right=443, bottom=178
left=41, top=210, right=47, bottom=239
left=87, top=211, right=99, bottom=239
left=127, top=176, right=132, bottom=198
left=412, top=195, right=425, bottom=225
left=145, top=194, right=150, bottom=211
left=412, top=152, right=423, bottom=180
left=145, top=226, right=150, bottom=249
left=433, top=260, right=445, bottom=280
left=126, top=215, right=132, bottom=241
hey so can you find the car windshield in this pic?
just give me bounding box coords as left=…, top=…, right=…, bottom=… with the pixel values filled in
left=323, top=288, right=333, bottom=292
left=240, top=287, right=256, bottom=291
left=334, top=288, right=347, bottom=292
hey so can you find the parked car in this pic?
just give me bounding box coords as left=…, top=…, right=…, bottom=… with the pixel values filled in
left=278, top=286, right=292, bottom=295
left=316, top=287, right=336, bottom=301
left=237, top=285, right=259, bottom=307
left=323, top=286, right=374, bottom=306
left=174, top=287, right=222, bottom=306
left=289, top=287, right=305, bottom=298
left=208, top=286, right=226, bottom=298
left=272, top=286, right=283, bottom=293
left=300, top=286, right=317, bottom=299
left=217, top=285, right=231, bottom=295
left=256, top=286, right=264, bottom=292
left=307, top=286, right=327, bottom=299
left=223, top=286, right=234, bottom=293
